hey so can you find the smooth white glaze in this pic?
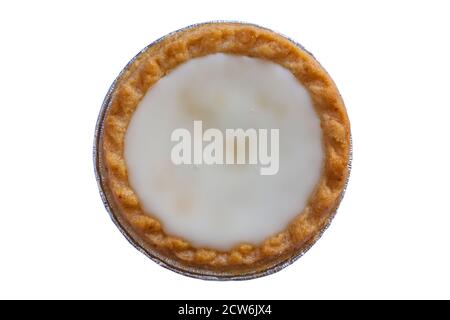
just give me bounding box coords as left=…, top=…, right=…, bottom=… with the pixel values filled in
left=125, top=53, right=323, bottom=250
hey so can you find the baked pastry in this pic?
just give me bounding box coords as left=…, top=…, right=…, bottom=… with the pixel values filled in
left=94, top=22, right=351, bottom=279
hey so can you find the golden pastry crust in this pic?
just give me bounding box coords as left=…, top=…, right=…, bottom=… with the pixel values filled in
left=99, top=22, right=351, bottom=275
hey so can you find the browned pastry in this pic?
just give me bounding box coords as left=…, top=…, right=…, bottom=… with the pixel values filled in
left=97, top=22, right=351, bottom=277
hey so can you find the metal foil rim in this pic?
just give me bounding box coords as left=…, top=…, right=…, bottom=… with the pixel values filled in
left=93, top=21, right=352, bottom=280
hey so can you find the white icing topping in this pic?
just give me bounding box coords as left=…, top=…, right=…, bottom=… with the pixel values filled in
left=125, top=53, right=323, bottom=250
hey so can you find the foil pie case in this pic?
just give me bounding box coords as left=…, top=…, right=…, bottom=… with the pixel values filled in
left=93, top=22, right=352, bottom=280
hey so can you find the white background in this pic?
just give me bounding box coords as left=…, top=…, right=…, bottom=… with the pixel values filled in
left=1, top=0, right=449, bottom=300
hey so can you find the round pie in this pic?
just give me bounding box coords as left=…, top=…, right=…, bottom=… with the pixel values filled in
left=94, top=22, right=351, bottom=279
